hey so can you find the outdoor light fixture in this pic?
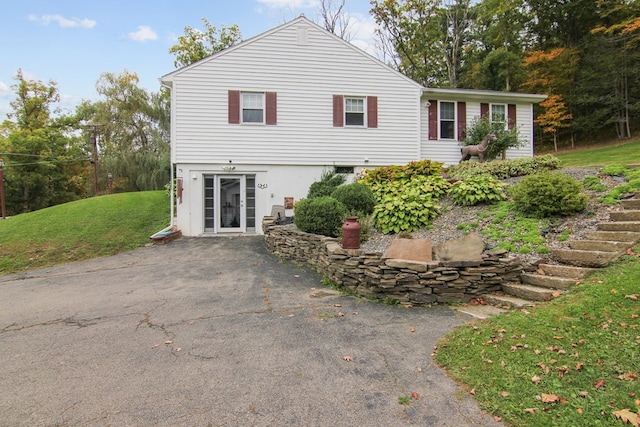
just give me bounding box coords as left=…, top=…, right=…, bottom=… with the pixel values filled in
left=0, top=158, right=5, bottom=219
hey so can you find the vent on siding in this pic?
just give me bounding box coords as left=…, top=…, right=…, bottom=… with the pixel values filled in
left=297, top=27, right=309, bottom=45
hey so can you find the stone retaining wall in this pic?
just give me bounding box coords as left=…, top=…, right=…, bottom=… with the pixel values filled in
left=263, top=218, right=526, bottom=306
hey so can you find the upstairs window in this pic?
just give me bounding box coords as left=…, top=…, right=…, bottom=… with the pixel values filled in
left=242, top=92, right=264, bottom=124
left=491, top=104, right=506, bottom=129
left=439, top=101, right=455, bottom=139
left=228, top=91, right=277, bottom=125
left=345, top=97, right=365, bottom=126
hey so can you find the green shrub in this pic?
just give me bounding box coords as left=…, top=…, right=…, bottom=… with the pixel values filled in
left=449, top=175, right=507, bottom=206
left=600, top=163, right=627, bottom=176
left=598, top=166, right=640, bottom=204
left=307, top=169, right=346, bottom=199
left=582, top=176, right=607, bottom=192
left=294, top=197, right=347, bottom=237
left=358, top=160, right=444, bottom=189
left=372, top=190, right=440, bottom=234
left=461, top=116, right=524, bottom=161
left=330, top=183, right=376, bottom=215
left=446, top=155, right=560, bottom=180
left=510, top=171, right=588, bottom=217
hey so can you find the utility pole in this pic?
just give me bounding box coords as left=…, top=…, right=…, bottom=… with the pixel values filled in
left=84, top=124, right=104, bottom=196
left=0, top=158, right=5, bottom=219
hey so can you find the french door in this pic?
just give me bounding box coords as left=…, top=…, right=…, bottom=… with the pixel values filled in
left=204, top=175, right=255, bottom=233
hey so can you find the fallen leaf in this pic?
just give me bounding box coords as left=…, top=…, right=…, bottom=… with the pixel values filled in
left=337, top=312, right=344, bottom=317
left=577, top=408, right=584, bottom=414
left=150, top=344, right=160, bottom=349
left=164, top=340, right=173, bottom=345
left=501, top=391, right=510, bottom=398
left=175, top=347, right=182, bottom=352
left=411, top=392, right=419, bottom=399
left=333, top=304, right=342, bottom=307
left=410, top=327, right=416, bottom=333
left=343, top=356, right=353, bottom=362
left=552, top=291, right=561, bottom=298
left=542, top=393, right=560, bottom=403
left=595, top=379, right=605, bottom=389
left=579, top=391, right=589, bottom=397
left=626, top=294, right=639, bottom=301
left=613, top=409, right=640, bottom=426
left=470, top=388, right=476, bottom=395
left=612, top=288, right=618, bottom=294
left=627, top=248, right=636, bottom=256
left=576, top=362, right=585, bottom=371
left=619, top=372, right=638, bottom=381
left=294, top=274, right=300, bottom=278
left=537, top=268, right=546, bottom=275
left=494, top=416, right=502, bottom=422
left=524, top=408, right=538, bottom=414
left=532, top=376, right=542, bottom=384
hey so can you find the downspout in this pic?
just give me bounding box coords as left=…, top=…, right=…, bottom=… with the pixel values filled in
left=160, top=80, right=175, bottom=227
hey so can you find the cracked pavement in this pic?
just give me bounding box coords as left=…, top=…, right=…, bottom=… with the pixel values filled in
left=0, top=236, right=501, bottom=426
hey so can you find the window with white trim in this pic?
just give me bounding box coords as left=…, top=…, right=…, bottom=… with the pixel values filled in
left=241, top=92, right=264, bottom=124
left=439, top=101, right=456, bottom=139
left=491, top=104, right=506, bottom=129
left=345, top=97, right=365, bottom=126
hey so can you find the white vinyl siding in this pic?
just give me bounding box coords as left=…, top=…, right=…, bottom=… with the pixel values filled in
left=169, top=20, right=422, bottom=166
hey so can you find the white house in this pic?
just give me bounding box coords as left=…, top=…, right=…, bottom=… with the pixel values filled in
left=160, top=16, right=546, bottom=237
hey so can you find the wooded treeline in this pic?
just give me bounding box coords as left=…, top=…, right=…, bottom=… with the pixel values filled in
left=1, top=1, right=638, bottom=215
left=371, top=0, right=640, bottom=149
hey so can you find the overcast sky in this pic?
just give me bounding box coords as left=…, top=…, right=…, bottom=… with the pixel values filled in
left=0, top=0, right=377, bottom=118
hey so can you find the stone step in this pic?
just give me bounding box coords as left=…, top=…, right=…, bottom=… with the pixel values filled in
left=597, top=221, right=640, bottom=232
left=610, top=210, right=640, bottom=221
left=568, top=240, right=631, bottom=252
left=453, top=304, right=507, bottom=322
left=501, top=282, right=559, bottom=302
left=552, top=249, right=620, bottom=268
left=584, top=230, right=640, bottom=243
left=483, top=293, right=535, bottom=309
left=537, top=263, right=597, bottom=279
left=521, top=272, right=579, bottom=290
left=621, top=199, right=640, bottom=210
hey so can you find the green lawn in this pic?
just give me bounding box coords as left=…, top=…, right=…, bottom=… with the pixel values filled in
left=434, top=247, right=640, bottom=426
left=0, top=191, right=169, bottom=274
left=551, top=138, right=640, bottom=167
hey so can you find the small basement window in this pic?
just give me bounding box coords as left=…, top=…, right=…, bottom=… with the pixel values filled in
left=335, top=166, right=355, bottom=174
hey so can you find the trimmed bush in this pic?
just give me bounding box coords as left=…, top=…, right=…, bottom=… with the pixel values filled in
left=294, top=197, right=347, bottom=237
left=510, top=171, right=588, bottom=217
left=446, top=155, right=560, bottom=180
left=307, top=170, right=347, bottom=199
left=372, top=189, right=440, bottom=234
left=330, top=182, right=376, bottom=215
left=449, top=175, right=507, bottom=206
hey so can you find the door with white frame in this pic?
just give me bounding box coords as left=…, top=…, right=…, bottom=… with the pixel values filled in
left=203, top=174, right=256, bottom=233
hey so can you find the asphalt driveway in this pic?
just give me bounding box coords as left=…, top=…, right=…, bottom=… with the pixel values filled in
left=0, top=236, right=500, bottom=426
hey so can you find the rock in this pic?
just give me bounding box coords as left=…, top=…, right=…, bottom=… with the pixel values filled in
left=382, top=238, right=432, bottom=262
left=433, top=232, right=484, bottom=261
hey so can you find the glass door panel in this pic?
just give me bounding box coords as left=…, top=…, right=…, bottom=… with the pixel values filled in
left=218, top=176, right=244, bottom=232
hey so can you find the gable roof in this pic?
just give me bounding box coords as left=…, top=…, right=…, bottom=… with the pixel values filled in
left=160, top=15, right=423, bottom=90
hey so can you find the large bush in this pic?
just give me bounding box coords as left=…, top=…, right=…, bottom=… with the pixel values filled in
left=462, top=116, right=524, bottom=161
left=330, top=183, right=376, bottom=215
left=358, top=159, right=444, bottom=189
left=307, top=170, right=347, bottom=199
left=294, top=197, right=347, bottom=237
left=510, top=171, right=588, bottom=217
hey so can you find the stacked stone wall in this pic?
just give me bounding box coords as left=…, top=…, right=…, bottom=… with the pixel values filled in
left=263, top=218, right=526, bottom=306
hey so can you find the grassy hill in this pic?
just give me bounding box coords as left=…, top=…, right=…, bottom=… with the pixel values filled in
left=0, top=191, right=169, bottom=274
left=551, top=137, right=640, bottom=167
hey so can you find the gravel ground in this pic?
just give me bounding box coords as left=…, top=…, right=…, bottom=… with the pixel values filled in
left=359, top=166, right=626, bottom=264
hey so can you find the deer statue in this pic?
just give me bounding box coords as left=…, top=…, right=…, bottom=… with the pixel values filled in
left=459, top=132, right=497, bottom=163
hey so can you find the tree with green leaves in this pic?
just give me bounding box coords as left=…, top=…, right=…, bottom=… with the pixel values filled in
left=168, top=18, right=242, bottom=68
left=1, top=70, right=86, bottom=214
left=79, top=70, right=170, bottom=193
